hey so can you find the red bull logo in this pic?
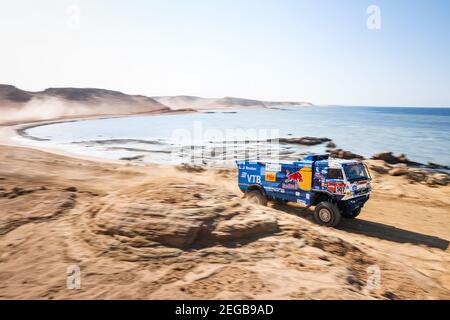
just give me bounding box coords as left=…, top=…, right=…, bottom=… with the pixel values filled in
left=285, top=167, right=312, bottom=191
left=286, top=171, right=303, bottom=183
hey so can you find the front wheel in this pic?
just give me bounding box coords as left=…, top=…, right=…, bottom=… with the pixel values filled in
left=314, top=201, right=342, bottom=227
left=246, top=190, right=268, bottom=206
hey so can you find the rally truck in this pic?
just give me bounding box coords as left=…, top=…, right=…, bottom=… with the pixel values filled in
left=236, top=154, right=372, bottom=227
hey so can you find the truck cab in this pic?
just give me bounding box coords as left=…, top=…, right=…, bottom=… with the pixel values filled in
left=236, top=154, right=372, bottom=227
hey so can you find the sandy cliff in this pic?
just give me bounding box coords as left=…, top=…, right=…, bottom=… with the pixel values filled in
left=0, top=85, right=170, bottom=125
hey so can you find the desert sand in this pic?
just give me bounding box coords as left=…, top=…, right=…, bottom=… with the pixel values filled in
left=0, top=140, right=449, bottom=299
left=0, top=86, right=449, bottom=299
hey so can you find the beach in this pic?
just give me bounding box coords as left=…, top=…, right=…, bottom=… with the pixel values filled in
left=0, top=111, right=449, bottom=299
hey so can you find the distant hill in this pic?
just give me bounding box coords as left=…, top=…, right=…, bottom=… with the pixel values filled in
left=0, top=85, right=170, bottom=125
left=152, top=95, right=312, bottom=110
left=0, top=84, right=313, bottom=125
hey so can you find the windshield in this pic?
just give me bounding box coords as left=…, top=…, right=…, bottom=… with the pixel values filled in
left=342, top=163, right=370, bottom=182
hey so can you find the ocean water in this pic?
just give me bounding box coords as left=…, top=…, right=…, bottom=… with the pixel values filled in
left=21, top=106, right=450, bottom=167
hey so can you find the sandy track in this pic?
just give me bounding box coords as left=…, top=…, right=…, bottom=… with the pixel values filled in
left=0, top=145, right=449, bottom=299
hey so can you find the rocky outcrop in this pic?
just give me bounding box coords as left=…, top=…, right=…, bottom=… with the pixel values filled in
left=279, top=137, right=331, bottom=146
left=367, top=161, right=449, bottom=187
left=89, top=179, right=279, bottom=249
left=372, top=152, right=417, bottom=165
left=212, top=213, right=278, bottom=241
left=427, top=162, right=450, bottom=170
left=329, top=149, right=364, bottom=160
left=388, top=167, right=409, bottom=176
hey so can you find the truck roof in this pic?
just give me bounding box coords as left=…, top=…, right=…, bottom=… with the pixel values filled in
left=237, top=154, right=361, bottom=167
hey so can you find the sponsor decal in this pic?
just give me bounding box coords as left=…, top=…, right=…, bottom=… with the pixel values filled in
left=282, top=183, right=298, bottom=190
left=286, top=171, right=303, bottom=183
left=265, top=172, right=277, bottom=182
left=282, top=167, right=312, bottom=191
left=265, top=187, right=285, bottom=193
left=246, top=175, right=262, bottom=184
left=266, top=163, right=281, bottom=172
left=327, top=182, right=346, bottom=194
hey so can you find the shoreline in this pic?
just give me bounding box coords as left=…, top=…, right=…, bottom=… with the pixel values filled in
left=0, top=109, right=198, bottom=165
left=2, top=107, right=449, bottom=173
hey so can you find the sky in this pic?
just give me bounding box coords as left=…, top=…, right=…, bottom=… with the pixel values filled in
left=1, top=0, right=449, bottom=107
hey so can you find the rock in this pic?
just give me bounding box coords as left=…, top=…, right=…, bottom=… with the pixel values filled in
left=427, top=162, right=450, bottom=170
left=426, top=174, right=448, bottom=186
left=326, top=142, right=336, bottom=148
left=279, top=136, right=331, bottom=146
left=383, top=165, right=449, bottom=186
left=176, top=163, right=206, bottom=173
left=91, top=179, right=279, bottom=250
left=120, top=155, right=145, bottom=161
left=12, top=187, right=25, bottom=194
left=346, top=274, right=364, bottom=287
left=372, top=152, right=412, bottom=165
left=389, top=167, right=409, bottom=176
left=64, top=186, right=78, bottom=192
left=329, top=149, right=364, bottom=160
left=212, top=213, right=278, bottom=241
left=406, top=169, right=427, bottom=182
left=60, top=200, right=76, bottom=209
left=368, top=165, right=389, bottom=175
left=383, top=291, right=398, bottom=300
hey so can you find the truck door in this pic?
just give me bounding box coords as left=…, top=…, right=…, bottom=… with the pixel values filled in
left=280, top=164, right=312, bottom=204
left=313, top=163, right=327, bottom=191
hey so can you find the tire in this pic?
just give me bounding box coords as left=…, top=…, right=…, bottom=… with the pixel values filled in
left=342, top=208, right=361, bottom=219
left=246, top=190, right=268, bottom=206
left=314, top=201, right=342, bottom=227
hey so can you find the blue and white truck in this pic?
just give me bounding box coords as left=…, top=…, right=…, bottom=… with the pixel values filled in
left=236, top=154, right=372, bottom=227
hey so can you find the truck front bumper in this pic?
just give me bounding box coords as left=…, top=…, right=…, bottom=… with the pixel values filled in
left=339, top=194, right=370, bottom=213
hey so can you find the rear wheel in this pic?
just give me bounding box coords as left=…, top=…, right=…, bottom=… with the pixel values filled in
left=314, top=201, right=342, bottom=227
left=246, top=190, right=268, bottom=206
